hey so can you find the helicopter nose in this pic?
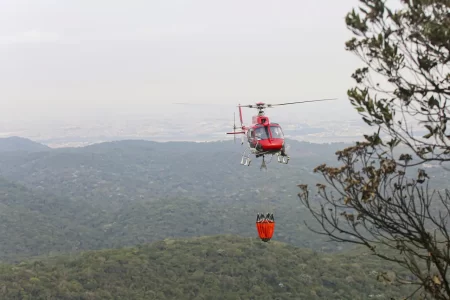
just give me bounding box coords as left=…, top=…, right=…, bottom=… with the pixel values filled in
left=271, top=139, right=283, bottom=148
left=261, top=138, right=283, bottom=150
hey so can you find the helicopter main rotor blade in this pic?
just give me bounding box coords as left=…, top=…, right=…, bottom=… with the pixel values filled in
left=172, top=102, right=229, bottom=106
left=267, top=98, right=337, bottom=107
left=174, top=99, right=337, bottom=108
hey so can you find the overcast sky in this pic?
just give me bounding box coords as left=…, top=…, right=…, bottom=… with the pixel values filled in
left=0, top=0, right=364, bottom=123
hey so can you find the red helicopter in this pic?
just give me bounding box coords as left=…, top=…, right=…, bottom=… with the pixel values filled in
left=226, top=99, right=336, bottom=170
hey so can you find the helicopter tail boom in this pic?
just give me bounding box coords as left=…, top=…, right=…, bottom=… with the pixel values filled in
left=238, top=104, right=244, bottom=129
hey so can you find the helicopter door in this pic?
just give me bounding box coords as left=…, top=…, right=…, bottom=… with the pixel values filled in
left=248, top=128, right=256, bottom=147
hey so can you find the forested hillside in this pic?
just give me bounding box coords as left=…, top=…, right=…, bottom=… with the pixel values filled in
left=0, top=178, right=107, bottom=261
left=0, top=138, right=352, bottom=262
left=0, top=235, right=414, bottom=300
left=0, top=136, right=50, bottom=153
left=0, top=137, right=448, bottom=264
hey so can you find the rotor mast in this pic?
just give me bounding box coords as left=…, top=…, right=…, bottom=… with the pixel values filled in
left=255, top=102, right=266, bottom=116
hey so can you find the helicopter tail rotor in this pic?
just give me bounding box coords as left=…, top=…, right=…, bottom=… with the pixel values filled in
left=226, top=111, right=245, bottom=139
left=233, top=112, right=236, bottom=144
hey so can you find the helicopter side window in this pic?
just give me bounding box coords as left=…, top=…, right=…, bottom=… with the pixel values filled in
left=248, top=129, right=254, bottom=144
left=270, top=126, right=284, bottom=138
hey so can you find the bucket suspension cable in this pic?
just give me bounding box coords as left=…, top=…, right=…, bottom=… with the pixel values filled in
left=255, top=166, right=275, bottom=242
left=260, top=154, right=275, bottom=170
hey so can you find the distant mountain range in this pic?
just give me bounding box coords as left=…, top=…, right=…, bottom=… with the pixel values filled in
left=0, top=135, right=440, bottom=299
left=0, top=136, right=51, bottom=152
left=0, top=136, right=351, bottom=262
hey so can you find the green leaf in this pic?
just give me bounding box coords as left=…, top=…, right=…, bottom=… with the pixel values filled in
left=428, top=96, right=439, bottom=109
left=362, top=117, right=373, bottom=126
left=423, top=132, right=433, bottom=139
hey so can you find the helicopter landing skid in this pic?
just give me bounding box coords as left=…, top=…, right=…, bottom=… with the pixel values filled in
left=240, top=146, right=289, bottom=167
left=240, top=149, right=251, bottom=166
left=277, top=153, right=290, bottom=164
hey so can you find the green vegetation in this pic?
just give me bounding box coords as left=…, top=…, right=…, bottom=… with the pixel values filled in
left=0, top=137, right=447, bottom=298
left=299, top=0, right=450, bottom=299
left=0, top=138, right=356, bottom=262
left=0, top=138, right=448, bottom=263
left=0, top=235, right=413, bottom=300
left=0, top=177, right=107, bottom=261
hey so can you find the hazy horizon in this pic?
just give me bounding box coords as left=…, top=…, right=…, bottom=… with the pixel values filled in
left=2, top=0, right=362, bottom=124
left=0, top=0, right=379, bottom=147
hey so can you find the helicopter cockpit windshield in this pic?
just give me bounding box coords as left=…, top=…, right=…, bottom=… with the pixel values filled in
left=270, top=125, right=284, bottom=138
left=255, top=127, right=269, bottom=140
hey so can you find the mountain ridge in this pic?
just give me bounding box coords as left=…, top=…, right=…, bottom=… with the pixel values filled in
left=0, top=136, right=447, bottom=264
left=0, top=136, right=50, bottom=152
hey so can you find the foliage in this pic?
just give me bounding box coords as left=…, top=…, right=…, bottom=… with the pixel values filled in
left=298, top=143, right=450, bottom=299
left=298, top=0, right=450, bottom=299
left=0, top=177, right=112, bottom=262
left=0, top=138, right=354, bottom=262
left=0, top=235, right=414, bottom=300
left=0, top=137, right=448, bottom=298
left=345, top=0, right=450, bottom=166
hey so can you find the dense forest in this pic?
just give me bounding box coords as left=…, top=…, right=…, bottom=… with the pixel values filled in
left=0, top=137, right=357, bottom=262
left=0, top=235, right=414, bottom=300
left=0, top=136, right=447, bottom=299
